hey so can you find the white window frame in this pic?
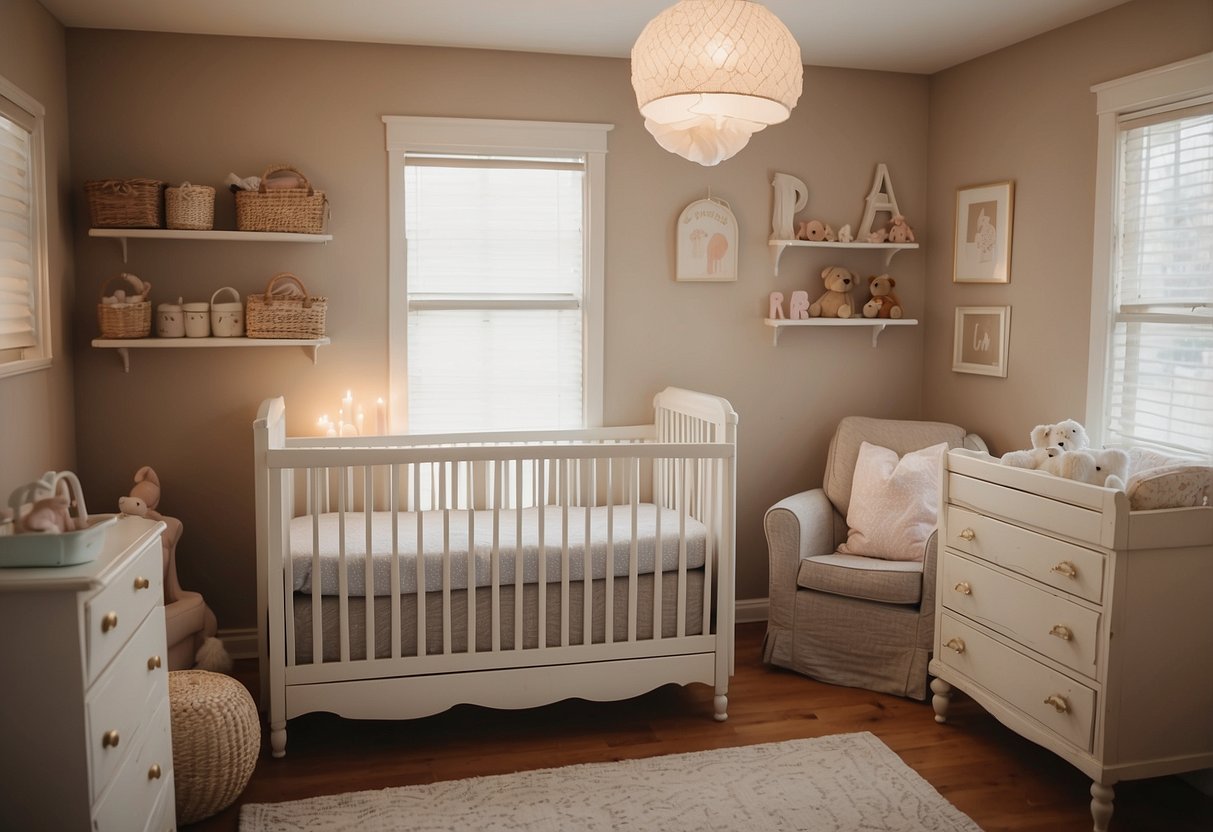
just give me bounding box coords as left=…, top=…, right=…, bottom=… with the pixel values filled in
left=1085, top=51, right=1213, bottom=449
left=383, top=116, right=611, bottom=433
left=0, top=73, right=51, bottom=379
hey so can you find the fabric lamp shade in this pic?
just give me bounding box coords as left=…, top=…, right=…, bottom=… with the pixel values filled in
left=631, top=0, right=803, bottom=166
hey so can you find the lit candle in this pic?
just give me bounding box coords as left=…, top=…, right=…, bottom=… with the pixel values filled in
left=355, top=404, right=365, bottom=436
left=376, top=397, right=387, bottom=435
left=343, top=389, right=353, bottom=412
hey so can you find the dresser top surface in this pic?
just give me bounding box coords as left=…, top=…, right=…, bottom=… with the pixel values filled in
left=0, top=516, right=164, bottom=592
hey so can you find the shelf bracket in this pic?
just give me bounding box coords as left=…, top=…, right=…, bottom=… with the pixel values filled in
left=769, top=241, right=787, bottom=277
left=115, top=347, right=131, bottom=373
left=306, top=344, right=321, bottom=365
left=771, top=325, right=783, bottom=347
left=870, top=323, right=888, bottom=347
left=882, top=248, right=897, bottom=269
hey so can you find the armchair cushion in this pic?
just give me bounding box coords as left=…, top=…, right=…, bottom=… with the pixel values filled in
left=797, top=553, right=924, bottom=605
left=838, top=441, right=947, bottom=561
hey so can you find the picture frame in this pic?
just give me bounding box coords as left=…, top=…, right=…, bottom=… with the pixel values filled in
left=676, top=197, right=738, bottom=282
left=953, top=306, right=1011, bottom=377
left=953, top=181, right=1014, bottom=283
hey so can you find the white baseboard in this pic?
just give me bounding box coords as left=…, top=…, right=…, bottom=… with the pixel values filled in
left=735, top=597, right=769, bottom=624
left=216, top=627, right=259, bottom=660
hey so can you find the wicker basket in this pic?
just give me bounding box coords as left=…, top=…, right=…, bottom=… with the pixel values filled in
left=245, top=273, right=327, bottom=339
left=84, top=178, right=166, bottom=228
left=96, top=273, right=151, bottom=339
left=165, top=182, right=215, bottom=230
left=235, top=164, right=327, bottom=234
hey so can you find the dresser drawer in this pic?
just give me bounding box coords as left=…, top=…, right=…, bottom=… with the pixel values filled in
left=92, top=698, right=174, bottom=832
left=945, top=505, right=1105, bottom=604
left=86, top=533, right=163, bottom=684
left=941, top=552, right=1101, bottom=677
left=937, top=613, right=1096, bottom=752
left=87, top=608, right=169, bottom=801
left=948, top=472, right=1110, bottom=548
left=144, top=770, right=177, bottom=832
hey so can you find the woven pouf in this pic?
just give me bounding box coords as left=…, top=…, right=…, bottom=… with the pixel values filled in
left=169, top=669, right=260, bottom=825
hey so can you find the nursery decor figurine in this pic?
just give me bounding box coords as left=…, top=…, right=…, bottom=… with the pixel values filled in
left=18, top=495, right=72, bottom=534
left=771, top=172, right=808, bottom=240
left=119, top=465, right=162, bottom=517
left=865, top=228, right=889, bottom=244
left=886, top=215, right=916, bottom=243
left=768, top=292, right=785, bottom=319
left=808, top=266, right=858, bottom=319
left=788, top=290, right=810, bottom=320
left=837, top=223, right=854, bottom=243
left=797, top=219, right=829, bottom=241
left=862, top=274, right=903, bottom=319
left=1040, top=447, right=1130, bottom=490
left=857, top=163, right=903, bottom=241
left=1000, top=419, right=1092, bottom=468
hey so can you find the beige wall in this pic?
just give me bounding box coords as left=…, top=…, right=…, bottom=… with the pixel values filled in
left=65, top=31, right=929, bottom=626
left=923, top=0, right=1213, bottom=454
left=0, top=0, right=76, bottom=499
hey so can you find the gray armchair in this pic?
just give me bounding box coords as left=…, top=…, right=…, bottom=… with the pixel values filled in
left=762, top=416, right=986, bottom=699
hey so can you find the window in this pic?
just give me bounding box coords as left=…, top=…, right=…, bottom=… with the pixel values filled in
left=0, top=75, right=50, bottom=378
left=385, top=117, right=611, bottom=434
left=1087, top=54, right=1213, bottom=458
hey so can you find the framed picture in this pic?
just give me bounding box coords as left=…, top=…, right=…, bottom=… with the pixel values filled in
left=676, top=197, right=737, bottom=281
left=953, top=181, right=1014, bottom=283
left=953, top=306, right=1011, bottom=377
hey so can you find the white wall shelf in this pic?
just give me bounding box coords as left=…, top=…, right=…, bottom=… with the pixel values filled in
left=92, top=336, right=331, bottom=372
left=763, top=317, right=918, bottom=347
left=768, top=239, right=918, bottom=276
left=88, top=228, right=333, bottom=262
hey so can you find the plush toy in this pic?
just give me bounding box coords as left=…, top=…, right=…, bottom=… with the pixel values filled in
left=1000, top=419, right=1091, bottom=468
left=1040, top=448, right=1130, bottom=490
left=886, top=215, right=916, bottom=243
left=119, top=466, right=162, bottom=518
left=837, top=224, right=854, bottom=243
left=17, top=495, right=73, bottom=534
left=1001, top=446, right=1063, bottom=470
left=865, top=228, right=888, bottom=243
left=797, top=219, right=828, bottom=241
left=808, top=266, right=858, bottom=319
left=861, top=274, right=903, bottom=319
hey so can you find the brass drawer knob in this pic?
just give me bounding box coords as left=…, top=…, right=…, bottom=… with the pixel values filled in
left=147, top=655, right=162, bottom=671
left=1049, top=624, right=1073, bottom=641
left=953, top=581, right=972, bottom=596
left=133, top=576, right=151, bottom=590
left=945, top=637, right=966, bottom=654
left=1043, top=693, right=1071, bottom=714
left=101, top=611, right=119, bottom=633
left=959, top=528, right=976, bottom=542
left=148, top=763, right=162, bottom=780
left=102, top=729, right=120, bottom=749
left=1050, top=560, right=1078, bottom=579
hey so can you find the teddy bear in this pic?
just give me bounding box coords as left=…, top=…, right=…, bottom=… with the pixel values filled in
left=797, top=219, right=828, bottom=241
left=886, top=215, right=916, bottom=243
left=1001, top=419, right=1091, bottom=468
left=861, top=274, right=903, bottom=319
left=808, top=266, right=857, bottom=318
left=1040, top=447, right=1130, bottom=490
left=119, top=465, right=162, bottom=519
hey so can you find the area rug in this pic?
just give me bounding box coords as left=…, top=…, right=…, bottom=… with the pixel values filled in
left=239, top=731, right=982, bottom=831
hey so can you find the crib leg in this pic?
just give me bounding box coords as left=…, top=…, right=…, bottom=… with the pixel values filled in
left=713, top=693, right=729, bottom=722
left=270, top=720, right=287, bottom=758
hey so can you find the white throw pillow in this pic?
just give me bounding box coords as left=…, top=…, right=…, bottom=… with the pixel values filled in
left=838, top=441, right=947, bottom=562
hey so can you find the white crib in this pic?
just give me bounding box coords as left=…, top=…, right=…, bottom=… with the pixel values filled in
left=253, top=387, right=738, bottom=757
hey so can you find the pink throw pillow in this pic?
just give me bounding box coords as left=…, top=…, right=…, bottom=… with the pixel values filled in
left=838, top=441, right=947, bottom=561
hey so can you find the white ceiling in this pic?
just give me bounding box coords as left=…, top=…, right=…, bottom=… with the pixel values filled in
left=39, top=0, right=1132, bottom=75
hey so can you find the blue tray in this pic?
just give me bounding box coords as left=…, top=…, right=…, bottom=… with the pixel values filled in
left=0, top=516, right=118, bottom=568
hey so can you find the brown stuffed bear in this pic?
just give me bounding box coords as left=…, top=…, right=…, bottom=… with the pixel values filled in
left=808, top=266, right=858, bottom=318
left=862, top=274, right=903, bottom=319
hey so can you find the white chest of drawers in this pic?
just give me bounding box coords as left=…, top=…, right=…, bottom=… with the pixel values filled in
left=929, top=450, right=1213, bottom=832
left=0, top=516, right=176, bottom=831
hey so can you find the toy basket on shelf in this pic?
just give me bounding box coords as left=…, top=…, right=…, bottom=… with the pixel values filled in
left=245, top=273, right=327, bottom=339
left=165, top=182, right=216, bottom=230
left=235, top=164, right=328, bottom=234
left=84, top=178, right=166, bottom=228
left=97, top=272, right=151, bottom=339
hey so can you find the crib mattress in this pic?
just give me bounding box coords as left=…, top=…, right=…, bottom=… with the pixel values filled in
left=288, top=504, right=708, bottom=597
left=292, top=569, right=706, bottom=663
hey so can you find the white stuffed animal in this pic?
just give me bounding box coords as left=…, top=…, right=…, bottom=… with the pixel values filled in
left=1040, top=447, right=1129, bottom=490
left=1001, top=419, right=1090, bottom=468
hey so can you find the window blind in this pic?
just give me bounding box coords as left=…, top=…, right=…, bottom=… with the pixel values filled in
left=1106, top=103, right=1213, bottom=457
left=404, top=154, right=587, bottom=433
left=0, top=104, right=36, bottom=352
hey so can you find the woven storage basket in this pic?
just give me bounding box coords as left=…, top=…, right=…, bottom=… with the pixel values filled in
left=84, top=178, right=165, bottom=228
left=165, top=182, right=215, bottom=230
left=96, top=273, right=151, bottom=338
left=245, top=272, right=327, bottom=339
left=169, top=670, right=260, bottom=825
left=235, top=164, right=328, bottom=233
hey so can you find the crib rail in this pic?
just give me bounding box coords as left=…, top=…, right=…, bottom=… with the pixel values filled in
left=254, top=387, right=737, bottom=724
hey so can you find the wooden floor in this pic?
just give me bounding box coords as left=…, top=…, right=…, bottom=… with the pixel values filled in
left=190, top=623, right=1212, bottom=831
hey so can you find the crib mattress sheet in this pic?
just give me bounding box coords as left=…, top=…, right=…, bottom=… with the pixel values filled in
left=288, top=504, right=708, bottom=596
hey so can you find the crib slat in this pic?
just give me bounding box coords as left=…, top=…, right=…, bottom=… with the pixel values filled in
left=390, top=465, right=401, bottom=660
left=338, top=467, right=350, bottom=663
left=514, top=461, right=524, bottom=652
left=467, top=464, right=476, bottom=655
left=415, top=463, right=425, bottom=659
left=583, top=461, right=593, bottom=645
left=309, top=469, right=322, bottom=665
left=364, top=466, right=375, bottom=662
left=491, top=461, right=501, bottom=653
left=441, top=463, right=452, bottom=655
left=538, top=461, right=546, bottom=650
left=628, top=456, right=639, bottom=643
left=678, top=457, right=688, bottom=638
left=654, top=459, right=662, bottom=642
left=703, top=458, right=715, bottom=637
left=605, top=458, right=614, bottom=645
left=561, top=458, right=570, bottom=648
left=284, top=469, right=297, bottom=668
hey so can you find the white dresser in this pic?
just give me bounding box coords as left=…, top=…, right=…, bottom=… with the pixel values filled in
left=929, top=450, right=1213, bottom=832
left=0, top=515, right=177, bottom=831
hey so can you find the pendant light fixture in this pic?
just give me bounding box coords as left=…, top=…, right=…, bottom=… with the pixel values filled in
left=630, top=0, right=803, bottom=166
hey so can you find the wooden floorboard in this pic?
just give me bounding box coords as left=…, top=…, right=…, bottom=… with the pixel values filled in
left=188, top=623, right=1212, bottom=830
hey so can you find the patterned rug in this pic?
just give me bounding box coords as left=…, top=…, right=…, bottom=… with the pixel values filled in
left=239, top=731, right=982, bottom=831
